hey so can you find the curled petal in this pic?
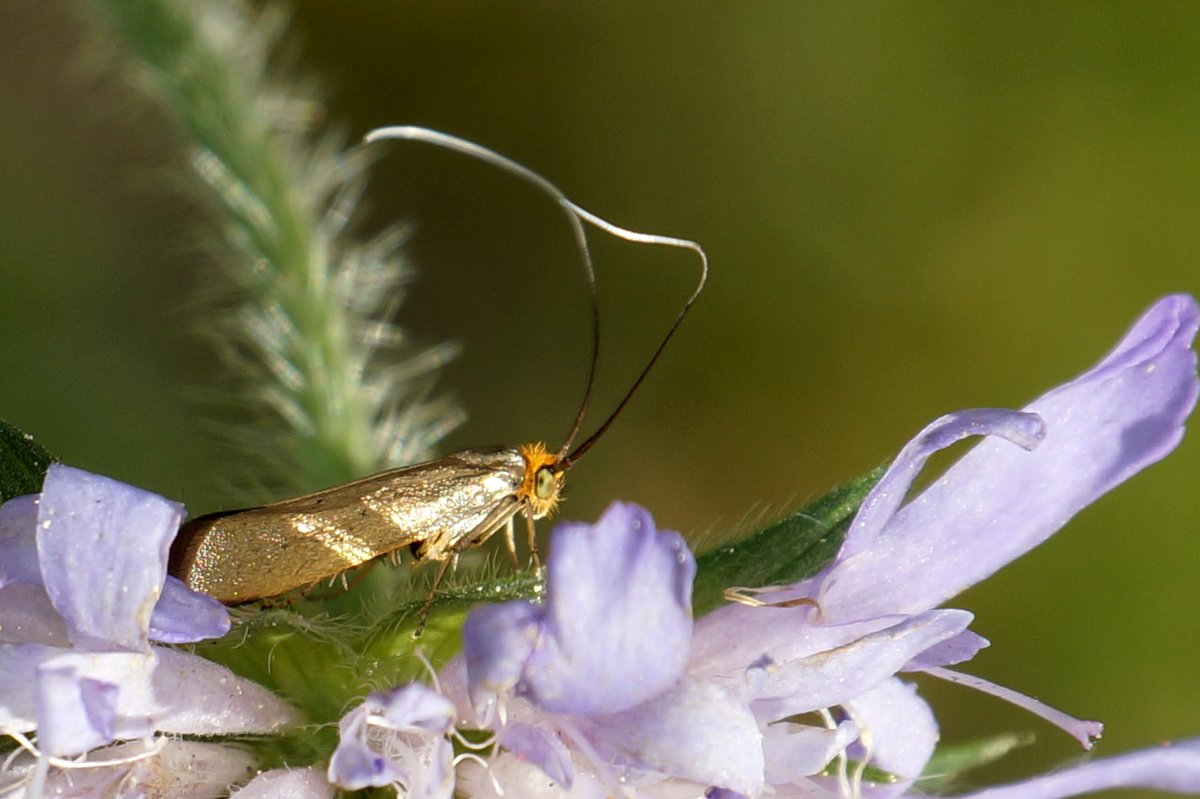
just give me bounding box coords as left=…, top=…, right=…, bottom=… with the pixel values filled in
left=149, top=576, right=231, bottom=643
left=37, top=464, right=185, bottom=651
left=838, top=410, right=1046, bottom=561
left=819, top=295, right=1199, bottom=621
left=35, top=650, right=160, bottom=757
left=763, top=720, right=858, bottom=785
left=906, top=629, right=990, bottom=669
left=949, top=738, right=1200, bottom=798
left=519, top=502, right=695, bottom=716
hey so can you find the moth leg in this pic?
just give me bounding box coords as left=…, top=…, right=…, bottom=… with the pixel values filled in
left=414, top=555, right=457, bottom=638
left=503, top=516, right=520, bottom=568
left=525, top=513, right=541, bottom=570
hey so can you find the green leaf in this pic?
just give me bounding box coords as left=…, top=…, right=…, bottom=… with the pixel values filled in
left=191, top=565, right=544, bottom=730
left=191, top=606, right=365, bottom=726
left=918, top=731, right=1036, bottom=793
left=0, top=419, right=54, bottom=503
left=692, top=463, right=887, bottom=616
left=359, top=568, right=544, bottom=676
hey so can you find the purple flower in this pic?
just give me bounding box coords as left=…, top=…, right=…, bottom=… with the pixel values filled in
left=327, top=683, right=456, bottom=797
left=0, top=464, right=298, bottom=796
left=15, top=294, right=1194, bottom=799
left=429, top=294, right=1200, bottom=798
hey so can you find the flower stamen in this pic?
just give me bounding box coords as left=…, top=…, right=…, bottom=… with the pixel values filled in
left=455, top=751, right=506, bottom=795
left=818, top=708, right=853, bottom=799
left=0, top=734, right=167, bottom=799
left=849, top=725, right=873, bottom=799
left=923, top=666, right=1104, bottom=749
left=723, top=584, right=821, bottom=610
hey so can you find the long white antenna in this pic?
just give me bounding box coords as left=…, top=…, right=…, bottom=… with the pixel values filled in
left=363, top=126, right=707, bottom=464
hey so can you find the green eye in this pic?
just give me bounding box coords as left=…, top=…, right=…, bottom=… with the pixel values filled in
left=535, top=467, right=557, bottom=499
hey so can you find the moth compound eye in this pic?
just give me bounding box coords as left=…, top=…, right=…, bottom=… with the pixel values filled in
left=535, top=466, right=558, bottom=500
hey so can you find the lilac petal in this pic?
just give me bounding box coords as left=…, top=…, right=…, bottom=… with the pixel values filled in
left=838, top=410, right=1046, bottom=561
left=231, top=767, right=335, bottom=799
left=763, top=720, right=858, bottom=783
left=905, top=629, right=990, bottom=669
left=2, top=641, right=286, bottom=753
left=374, top=683, right=456, bottom=734
left=35, top=650, right=159, bottom=757
left=584, top=679, right=764, bottom=797
left=330, top=701, right=398, bottom=789
left=148, top=576, right=230, bottom=643
left=463, top=600, right=541, bottom=714
left=749, top=609, right=972, bottom=720
left=815, top=409, right=1043, bottom=622
left=689, top=604, right=897, bottom=689
left=329, top=685, right=455, bottom=796
left=0, top=642, right=52, bottom=732
left=0, top=494, right=41, bottom=587
left=0, top=583, right=68, bottom=645
left=499, top=723, right=575, bottom=787
left=329, top=722, right=399, bottom=790
left=329, top=723, right=393, bottom=788
left=842, top=678, right=937, bottom=798
left=820, top=295, right=1199, bottom=621
left=152, top=647, right=299, bottom=734
left=520, top=502, right=695, bottom=716
left=948, top=738, right=1200, bottom=799
left=37, top=464, right=185, bottom=651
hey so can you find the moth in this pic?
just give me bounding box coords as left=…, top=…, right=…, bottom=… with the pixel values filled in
left=168, top=127, right=707, bottom=630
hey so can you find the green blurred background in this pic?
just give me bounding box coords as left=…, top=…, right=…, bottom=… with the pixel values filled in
left=2, top=2, right=1198, bottom=795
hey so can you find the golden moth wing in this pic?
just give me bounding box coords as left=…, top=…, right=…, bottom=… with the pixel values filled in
left=170, top=448, right=528, bottom=602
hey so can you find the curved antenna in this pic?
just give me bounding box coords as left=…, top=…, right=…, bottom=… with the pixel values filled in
left=363, top=126, right=707, bottom=464
left=364, top=126, right=599, bottom=456
left=558, top=227, right=705, bottom=469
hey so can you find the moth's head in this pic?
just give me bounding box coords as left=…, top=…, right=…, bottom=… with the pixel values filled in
left=518, top=442, right=566, bottom=518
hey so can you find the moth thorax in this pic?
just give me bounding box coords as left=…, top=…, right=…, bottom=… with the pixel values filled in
left=518, top=442, right=564, bottom=519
